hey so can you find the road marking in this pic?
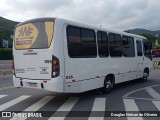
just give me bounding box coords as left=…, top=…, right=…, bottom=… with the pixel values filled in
left=10, top=96, right=54, bottom=120
left=0, top=95, right=30, bottom=111
left=122, top=97, right=160, bottom=101
left=48, top=97, right=79, bottom=120
left=0, top=95, right=7, bottom=99
left=123, top=85, right=160, bottom=100
left=88, top=98, right=106, bottom=120
left=145, top=87, right=160, bottom=99
left=152, top=101, right=160, bottom=111
left=24, top=96, right=54, bottom=111
left=0, top=86, right=14, bottom=91
left=123, top=99, right=143, bottom=120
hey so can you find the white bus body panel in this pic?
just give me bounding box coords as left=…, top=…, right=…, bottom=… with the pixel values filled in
left=14, top=49, right=52, bottom=79
left=64, top=57, right=138, bottom=93
left=13, top=75, right=64, bottom=92
left=62, top=22, right=138, bottom=93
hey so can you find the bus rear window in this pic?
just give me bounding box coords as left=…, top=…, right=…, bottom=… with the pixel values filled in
left=14, top=21, right=54, bottom=49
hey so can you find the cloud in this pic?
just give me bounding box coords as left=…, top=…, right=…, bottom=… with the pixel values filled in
left=0, top=0, right=160, bottom=30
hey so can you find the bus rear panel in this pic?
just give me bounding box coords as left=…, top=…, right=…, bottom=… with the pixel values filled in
left=13, top=18, right=64, bottom=92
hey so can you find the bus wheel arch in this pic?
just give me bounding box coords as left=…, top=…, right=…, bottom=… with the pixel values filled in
left=144, top=67, right=149, bottom=76
left=102, top=74, right=115, bottom=94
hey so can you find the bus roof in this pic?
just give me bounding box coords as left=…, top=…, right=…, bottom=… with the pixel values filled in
left=16, top=17, right=55, bottom=27
left=16, top=17, right=147, bottom=40
left=57, top=18, right=147, bottom=40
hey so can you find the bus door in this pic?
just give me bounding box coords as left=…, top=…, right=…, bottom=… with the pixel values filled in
left=136, top=40, right=144, bottom=78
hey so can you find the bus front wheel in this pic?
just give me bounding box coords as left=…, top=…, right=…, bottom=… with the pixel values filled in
left=103, top=76, right=114, bottom=94
left=141, top=69, right=149, bottom=82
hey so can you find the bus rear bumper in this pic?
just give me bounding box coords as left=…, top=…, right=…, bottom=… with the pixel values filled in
left=13, top=75, right=64, bottom=92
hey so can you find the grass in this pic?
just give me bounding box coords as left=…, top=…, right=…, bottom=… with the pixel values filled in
left=0, top=48, right=12, bottom=51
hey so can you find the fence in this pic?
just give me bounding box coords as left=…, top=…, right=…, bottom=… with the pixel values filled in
left=0, top=64, right=12, bottom=75
left=152, top=61, right=160, bottom=69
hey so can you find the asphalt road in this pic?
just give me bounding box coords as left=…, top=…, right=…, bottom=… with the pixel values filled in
left=0, top=61, right=160, bottom=120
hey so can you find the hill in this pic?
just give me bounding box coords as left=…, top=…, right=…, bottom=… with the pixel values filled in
left=125, top=28, right=160, bottom=36
left=0, top=16, right=19, bottom=32
left=0, top=16, right=19, bottom=48
left=0, top=16, right=18, bottom=32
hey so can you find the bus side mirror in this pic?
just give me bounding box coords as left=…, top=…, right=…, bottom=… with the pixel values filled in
left=145, top=50, right=151, bottom=55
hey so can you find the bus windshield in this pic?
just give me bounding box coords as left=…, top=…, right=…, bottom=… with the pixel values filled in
left=14, top=21, right=54, bottom=50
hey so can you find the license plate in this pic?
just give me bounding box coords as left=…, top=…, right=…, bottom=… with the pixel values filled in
left=27, top=82, right=37, bottom=87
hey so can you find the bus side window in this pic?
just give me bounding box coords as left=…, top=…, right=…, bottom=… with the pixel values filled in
left=122, top=36, right=135, bottom=57
left=81, top=28, right=97, bottom=57
left=67, top=26, right=81, bottom=57
left=97, top=31, right=109, bottom=57
left=136, top=41, right=143, bottom=56
left=143, top=40, right=152, bottom=59
left=67, top=26, right=97, bottom=58
left=108, top=33, right=122, bottom=57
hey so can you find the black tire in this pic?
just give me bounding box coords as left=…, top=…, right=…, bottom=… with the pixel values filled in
left=103, top=76, right=114, bottom=94
left=141, top=69, right=149, bottom=82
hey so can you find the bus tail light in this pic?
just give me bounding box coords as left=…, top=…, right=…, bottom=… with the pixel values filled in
left=12, top=56, right=15, bottom=74
left=52, top=56, right=60, bottom=78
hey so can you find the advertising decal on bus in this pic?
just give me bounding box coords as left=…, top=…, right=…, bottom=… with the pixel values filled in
left=14, top=22, right=54, bottom=49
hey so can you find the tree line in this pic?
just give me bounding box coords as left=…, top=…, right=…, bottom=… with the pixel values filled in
left=140, top=33, right=160, bottom=49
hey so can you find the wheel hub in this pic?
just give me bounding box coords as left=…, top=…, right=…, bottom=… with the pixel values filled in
left=143, top=73, right=148, bottom=80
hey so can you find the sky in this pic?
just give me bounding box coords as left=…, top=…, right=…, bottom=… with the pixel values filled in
left=0, top=0, right=160, bottom=31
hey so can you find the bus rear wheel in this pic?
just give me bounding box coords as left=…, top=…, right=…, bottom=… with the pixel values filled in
left=103, top=76, right=114, bottom=94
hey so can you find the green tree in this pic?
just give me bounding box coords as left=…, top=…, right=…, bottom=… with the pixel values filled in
left=139, top=33, right=156, bottom=41
left=140, top=33, right=160, bottom=49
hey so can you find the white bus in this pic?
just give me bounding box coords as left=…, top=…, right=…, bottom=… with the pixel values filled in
left=13, top=18, right=152, bottom=93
